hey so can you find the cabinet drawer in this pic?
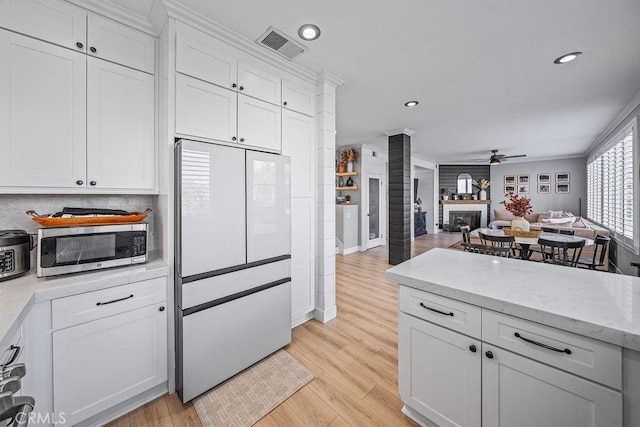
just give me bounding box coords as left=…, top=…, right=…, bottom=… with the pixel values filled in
left=52, top=277, right=167, bottom=330
left=399, top=286, right=481, bottom=339
left=482, top=310, right=622, bottom=390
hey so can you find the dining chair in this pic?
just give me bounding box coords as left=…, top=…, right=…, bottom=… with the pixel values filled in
left=575, top=235, right=610, bottom=270
left=538, top=238, right=585, bottom=267
left=460, top=227, right=512, bottom=257
left=478, top=231, right=517, bottom=257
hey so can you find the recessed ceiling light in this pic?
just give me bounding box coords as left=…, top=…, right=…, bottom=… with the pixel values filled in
left=553, top=52, right=583, bottom=64
left=298, top=24, right=321, bottom=41
left=404, top=101, right=419, bottom=107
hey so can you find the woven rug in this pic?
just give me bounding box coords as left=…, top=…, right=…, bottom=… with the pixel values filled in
left=193, top=350, right=313, bottom=427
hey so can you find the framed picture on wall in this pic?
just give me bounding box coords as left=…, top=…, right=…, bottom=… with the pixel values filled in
left=538, top=184, right=551, bottom=193
left=556, top=183, right=570, bottom=193
left=518, top=175, right=530, bottom=184
left=518, top=184, right=530, bottom=194
left=537, top=173, right=551, bottom=183
left=556, top=172, right=570, bottom=183
left=504, top=184, right=516, bottom=193
left=504, top=175, right=516, bottom=185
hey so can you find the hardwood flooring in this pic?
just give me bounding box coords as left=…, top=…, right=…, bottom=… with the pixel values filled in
left=107, top=232, right=461, bottom=426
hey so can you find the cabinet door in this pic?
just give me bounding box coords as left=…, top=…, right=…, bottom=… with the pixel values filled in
left=176, top=73, right=237, bottom=143
left=87, top=57, right=155, bottom=190
left=0, top=30, right=86, bottom=188
left=175, top=28, right=237, bottom=90
left=290, top=198, right=315, bottom=325
left=0, top=0, right=86, bottom=52
left=282, top=110, right=315, bottom=197
left=482, top=345, right=622, bottom=427
left=246, top=150, right=291, bottom=262
left=282, top=79, right=315, bottom=116
left=87, top=14, right=155, bottom=74
left=399, top=312, right=481, bottom=427
left=53, top=303, right=168, bottom=425
left=238, top=94, right=281, bottom=152
left=238, top=61, right=281, bottom=105
left=178, top=140, right=246, bottom=277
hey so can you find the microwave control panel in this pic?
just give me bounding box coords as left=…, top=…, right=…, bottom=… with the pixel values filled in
left=133, top=235, right=146, bottom=256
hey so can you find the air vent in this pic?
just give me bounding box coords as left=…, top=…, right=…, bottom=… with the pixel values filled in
left=256, top=26, right=305, bottom=61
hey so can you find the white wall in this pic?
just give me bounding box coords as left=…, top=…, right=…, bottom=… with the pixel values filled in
left=489, top=157, right=587, bottom=216
left=414, top=167, right=435, bottom=234
left=412, top=157, right=439, bottom=235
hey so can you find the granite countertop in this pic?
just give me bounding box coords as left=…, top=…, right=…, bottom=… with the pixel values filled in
left=0, top=255, right=169, bottom=347
left=386, top=248, right=640, bottom=351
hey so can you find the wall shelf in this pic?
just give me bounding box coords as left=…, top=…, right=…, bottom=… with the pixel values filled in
left=336, top=172, right=358, bottom=177
left=336, top=186, right=358, bottom=190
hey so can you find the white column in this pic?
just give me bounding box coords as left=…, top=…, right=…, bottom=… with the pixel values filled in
left=314, top=71, right=343, bottom=323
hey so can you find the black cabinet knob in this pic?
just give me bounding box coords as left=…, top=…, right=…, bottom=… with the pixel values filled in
left=469, top=345, right=477, bottom=353
left=239, top=86, right=244, bottom=91
left=283, top=101, right=288, bottom=106
left=90, top=46, right=97, bottom=53
left=485, top=351, right=494, bottom=359
left=239, top=138, right=245, bottom=142
left=76, top=42, right=84, bottom=49
left=232, top=83, right=237, bottom=88
left=76, top=180, right=84, bottom=186
left=159, top=306, right=165, bottom=312
left=232, top=136, right=237, bottom=141
left=90, top=181, right=96, bottom=186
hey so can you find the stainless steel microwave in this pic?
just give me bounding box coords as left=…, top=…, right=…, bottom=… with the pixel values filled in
left=37, top=224, right=148, bottom=277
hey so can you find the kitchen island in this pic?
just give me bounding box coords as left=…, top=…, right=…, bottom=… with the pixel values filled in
left=386, top=248, right=640, bottom=427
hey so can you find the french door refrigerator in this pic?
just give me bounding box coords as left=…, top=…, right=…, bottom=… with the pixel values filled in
left=175, top=139, right=291, bottom=402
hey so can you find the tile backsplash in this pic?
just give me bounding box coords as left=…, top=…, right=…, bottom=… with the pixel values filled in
left=0, top=194, right=156, bottom=250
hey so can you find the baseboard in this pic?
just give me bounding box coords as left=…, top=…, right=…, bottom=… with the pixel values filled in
left=401, top=405, right=438, bottom=427
left=76, top=383, right=168, bottom=427
left=292, top=311, right=314, bottom=327
left=342, top=246, right=358, bottom=255
left=313, top=305, right=337, bottom=323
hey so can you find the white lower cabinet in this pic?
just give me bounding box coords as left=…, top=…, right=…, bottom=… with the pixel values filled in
left=52, top=280, right=168, bottom=425
left=398, top=285, right=623, bottom=427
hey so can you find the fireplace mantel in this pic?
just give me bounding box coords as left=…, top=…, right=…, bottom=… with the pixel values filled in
left=440, top=200, right=491, bottom=205
left=442, top=201, right=489, bottom=229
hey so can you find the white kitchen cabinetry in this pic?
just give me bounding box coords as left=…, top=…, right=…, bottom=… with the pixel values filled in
left=87, top=57, right=155, bottom=190
left=52, top=278, right=168, bottom=426
left=0, top=30, right=87, bottom=188
left=282, top=79, right=316, bottom=116
left=238, top=94, right=281, bottom=152
left=282, top=110, right=315, bottom=197
left=290, top=198, right=315, bottom=325
left=398, top=285, right=623, bottom=427
left=238, top=61, right=281, bottom=106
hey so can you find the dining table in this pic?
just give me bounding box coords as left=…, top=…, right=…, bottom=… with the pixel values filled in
left=472, top=227, right=594, bottom=260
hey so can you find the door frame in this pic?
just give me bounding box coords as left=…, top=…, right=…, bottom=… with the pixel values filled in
left=365, top=172, right=385, bottom=249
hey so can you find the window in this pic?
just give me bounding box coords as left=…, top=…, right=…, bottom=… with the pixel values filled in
left=587, top=118, right=636, bottom=251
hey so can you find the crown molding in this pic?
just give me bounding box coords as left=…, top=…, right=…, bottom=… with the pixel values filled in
left=317, top=71, right=344, bottom=88
left=385, top=128, right=415, bottom=137
left=66, top=0, right=156, bottom=35
left=162, top=0, right=318, bottom=83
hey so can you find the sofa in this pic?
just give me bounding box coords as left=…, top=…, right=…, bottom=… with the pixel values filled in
left=485, top=210, right=610, bottom=269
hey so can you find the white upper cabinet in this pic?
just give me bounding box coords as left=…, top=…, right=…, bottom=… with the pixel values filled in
left=238, top=95, right=282, bottom=152
left=87, top=14, right=154, bottom=74
left=282, top=110, right=315, bottom=197
left=0, top=30, right=87, bottom=188
left=87, top=57, right=155, bottom=190
left=0, top=0, right=87, bottom=52
left=282, top=79, right=316, bottom=116
left=238, top=61, right=281, bottom=106
left=175, top=74, right=237, bottom=143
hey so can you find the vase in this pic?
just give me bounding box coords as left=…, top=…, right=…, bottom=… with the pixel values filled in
left=347, top=162, right=354, bottom=173
left=479, top=189, right=487, bottom=200
left=511, top=216, right=530, bottom=231
left=338, top=164, right=346, bottom=173
left=443, top=195, right=449, bottom=201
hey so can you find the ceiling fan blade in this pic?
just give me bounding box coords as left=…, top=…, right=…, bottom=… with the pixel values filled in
left=502, top=154, right=527, bottom=159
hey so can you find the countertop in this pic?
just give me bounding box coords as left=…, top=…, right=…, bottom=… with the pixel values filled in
left=0, top=255, right=169, bottom=347
left=386, top=248, right=640, bottom=351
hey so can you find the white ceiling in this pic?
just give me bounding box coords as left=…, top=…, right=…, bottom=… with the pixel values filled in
left=115, top=0, right=640, bottom=164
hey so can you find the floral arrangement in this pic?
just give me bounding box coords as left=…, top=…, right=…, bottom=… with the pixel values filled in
left=341, top=148, right=358, bottom=163
left=501, top=192, right=533, bottom=217
left=472, top=178, right=490, bottom=190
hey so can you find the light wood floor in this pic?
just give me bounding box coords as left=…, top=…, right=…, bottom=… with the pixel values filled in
left=107, top=232, right=461, bottom=426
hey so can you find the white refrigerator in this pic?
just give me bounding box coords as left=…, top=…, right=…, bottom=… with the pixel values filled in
left=175, top=139, right=291, bottom=402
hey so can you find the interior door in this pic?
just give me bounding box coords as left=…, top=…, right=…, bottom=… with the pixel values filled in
left=178, top=140, right=246, bottom=277
left=366, top=173, right=384, bottom=249
left=246, top=151, right=291, bottom=262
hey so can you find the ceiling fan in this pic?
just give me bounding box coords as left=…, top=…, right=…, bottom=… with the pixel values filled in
left=488, top=149, right=526, bottom=165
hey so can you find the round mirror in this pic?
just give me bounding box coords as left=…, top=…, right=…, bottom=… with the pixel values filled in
left=457, top=172, right=473, bottom=194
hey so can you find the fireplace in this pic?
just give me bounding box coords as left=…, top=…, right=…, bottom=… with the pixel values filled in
left=449, top=211, right=481, bottom=232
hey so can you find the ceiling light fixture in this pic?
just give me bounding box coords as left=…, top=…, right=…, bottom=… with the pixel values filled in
left=298, top=24, right=321, bottom=41
left=553, top=52, right=583, bottom=64
left=489, top=157, right=501, bottom=165
left=404, top=101, right=419, bottom=107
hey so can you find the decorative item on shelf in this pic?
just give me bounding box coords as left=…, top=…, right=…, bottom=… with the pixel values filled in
left=472, top=178, right=490, bottom=201
left=346, top=177, right=354, bottom=186
left=341, top=148, right=358, bottom=173
left=338, top=176, right=345, bottom=187
left=460, top=194, right=468, bottom=200
left=345, top=195, right=351, bottom=203
left=415, top=197, right=423, bottom=211
left=471, top=194, right=478, bottom=200
left=337, top=162, right=347, bottom=173
left=442, top=188, right=451, bottom=200
left=501, top=192, right=533, bottom=231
